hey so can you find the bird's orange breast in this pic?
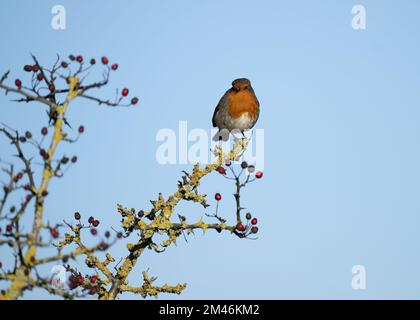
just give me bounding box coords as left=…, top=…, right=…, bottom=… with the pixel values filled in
left=228, top=91, right=259, bottom=119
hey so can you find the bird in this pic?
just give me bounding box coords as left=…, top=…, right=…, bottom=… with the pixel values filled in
left=212, top=78, right=260, bottom=141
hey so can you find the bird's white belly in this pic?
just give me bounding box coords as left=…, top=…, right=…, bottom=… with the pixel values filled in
left=229, top=113, right=254, bottom=131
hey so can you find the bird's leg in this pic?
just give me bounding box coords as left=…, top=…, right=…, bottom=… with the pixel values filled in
left=239, top=131, right=247, bottom=150
left=218, top=136, right=223, bottom=148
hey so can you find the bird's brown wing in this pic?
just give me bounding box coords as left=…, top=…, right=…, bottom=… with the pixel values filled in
left=212, top=89, right=230, bottom=127
left=212, top=103, right=220, bottom=127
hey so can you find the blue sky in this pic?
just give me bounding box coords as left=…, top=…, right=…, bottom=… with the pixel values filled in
left=1, top=0, right=420, bottom=299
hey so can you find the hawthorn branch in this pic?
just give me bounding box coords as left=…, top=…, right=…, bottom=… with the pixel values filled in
left=78, top=93, right=131, bottom=107
left=0, top=54, right=140, bottom=300
left=0, top=165, right=15, bottom=219
left=103, top=139, right=250, bottom=299
left=34, top=239, right=116, bottom=267
left=119, top=271, right=186, bottom=298
left=0, top=128, right=36, bottom=189
left=0, top=72, right=53, bottom=107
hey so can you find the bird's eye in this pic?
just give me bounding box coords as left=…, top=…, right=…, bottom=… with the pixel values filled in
left=244, top=86, right=248, bottom=90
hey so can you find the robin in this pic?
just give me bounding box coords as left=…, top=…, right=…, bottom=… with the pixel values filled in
left=212, top=78, right=260, bottom=141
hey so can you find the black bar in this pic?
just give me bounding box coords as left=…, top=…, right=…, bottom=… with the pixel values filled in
left=1, top=300, right=418, bottom=318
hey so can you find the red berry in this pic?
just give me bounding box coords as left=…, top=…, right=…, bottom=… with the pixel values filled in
left=111, top=63, right=118, bottom=70
left=23, top=65, right=33, bottom=72
left=71, top=156, right=77, bottom=163
left=40, top=150, right=49, bottom=160
left=78, top=125, right=84, bottom=134
left=90, top=275, right=98, bottom=283
left=69, top=276, right=77, bottom=289
left=236, top=224, right=245, bottom=232
left=24, top=184, right=31, bottom=191
left=6, top=225, right=13, bottom=232
left=16, top=172, right=23, bottom=180
left=25, top=131, right=32, bottom=139
left=131, top=97, right=139, bottom=105
left=49, top=83, right=55, bottom=92
left=215, top=193, right=222, bottom=201
left=32, top=65, right=40, bottom=72
left=216, top=167, right=226, bottom=175
left=122, top=88, right=129, bottom=97
left=74, top=212, right=81, bottom=220
left=69, top=55, right=76, bottom=61
left=15, top=79, right=22, bottom=88
left=0, top=262, right=2, bottom=268
left=0, top=227, right=2, bottom=233
left=41, top=127, right=48, bottom=135
left=101, top=56, right=109, bottom=65
left=50, top=228, right=59, bottom=238
left=255, top=171, right=263, bottom=179
left=88, top=216, right=95, bottom=224
left=91, top=228, right=97, bottom=236
left=76, top=55, right=83, bottom=63
left=117, top=232, right=123, bottom=239
left=77, top=276, right=84, bottom=285
left=61, top=156, right=69, bottom=164
left=92, top=220, right=100, bottom=227
left=37, top=73, right=44, bottom=81
left=100, top=242, right=108, bottom=250
left=251, top=218, right=258, bottom=225
left=61, top=61, right=68, bottom=68
left=42, top=190, right=48, bottom=197
left=26, top=194, right=32, bottom=202
left=89, top=286, right=98, bottom=295
left=251, top=226, right=259, bottom=234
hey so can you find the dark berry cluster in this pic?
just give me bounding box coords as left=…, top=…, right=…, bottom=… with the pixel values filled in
left=235, top=212, right=259, bottom=236
left=217, top=160, right=263, bottom=180
left=68, top=273, right=100, bottom=294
